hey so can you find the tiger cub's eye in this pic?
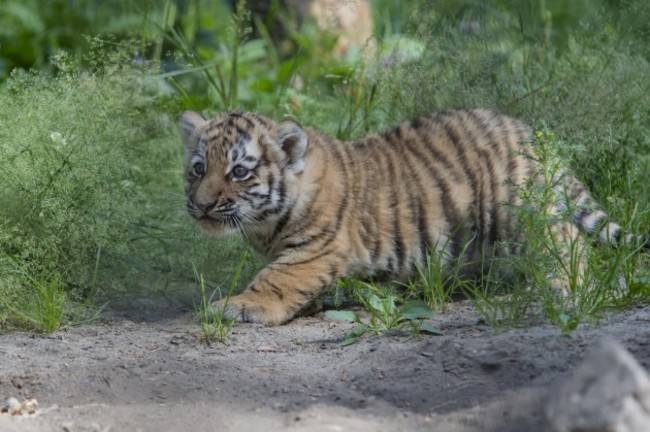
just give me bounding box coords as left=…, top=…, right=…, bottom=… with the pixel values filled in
left=231, top=165, right=249, bottom=179
left=193, top=161, right=205, bottom=176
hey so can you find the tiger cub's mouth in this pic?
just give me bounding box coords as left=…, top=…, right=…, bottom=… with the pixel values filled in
left=195, top=209, right=242, bottom=230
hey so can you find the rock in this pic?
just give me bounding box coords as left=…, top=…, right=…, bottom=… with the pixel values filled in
left=1, top=397, right=20, bottom=414
left=546, top=339, right=650, bottom=432
left=1, top=396, right=38, bottom=415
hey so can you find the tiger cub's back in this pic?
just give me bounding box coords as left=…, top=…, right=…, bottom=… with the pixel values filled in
left=341, top=109, right=536, bottom=279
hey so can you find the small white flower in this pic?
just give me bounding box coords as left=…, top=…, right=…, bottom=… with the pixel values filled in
left=49, top=131, right=68, bottom=147
left=121, top=180, right=134, bottom=189
left=50, top=131, right=63, bottom=142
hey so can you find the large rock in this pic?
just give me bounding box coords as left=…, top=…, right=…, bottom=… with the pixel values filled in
left=546, top=339, right=650, bottom=432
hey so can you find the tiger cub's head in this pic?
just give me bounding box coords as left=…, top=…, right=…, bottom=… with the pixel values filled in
left=179, top=111, right=308, bottom=236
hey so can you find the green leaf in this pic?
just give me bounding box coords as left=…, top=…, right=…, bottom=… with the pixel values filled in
left=238, top=39, right=267, bottom=62
left=399, top=300, right=435, bottom=321
left=368, top=293, right=396, bottom=316
left=559, top=313, right=579, bottom=332
left=250, top=77, right=275, bottom=93
left=325, top=310, right=359, bottom=323
left=337, top=324, right=368, bottom=347
left=367, top=293, right=383, bottom=312
left=1, top=3, right=45, bottom=33
left=418, top=323, right=444, bottom=336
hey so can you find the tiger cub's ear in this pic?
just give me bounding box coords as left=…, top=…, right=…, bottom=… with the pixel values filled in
left=275, top=121, right=308, bottom=173
left=179, top=111, right=207, bottom=151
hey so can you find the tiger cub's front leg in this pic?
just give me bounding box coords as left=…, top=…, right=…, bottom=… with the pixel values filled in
left=213, top=257, right=344, bottom=326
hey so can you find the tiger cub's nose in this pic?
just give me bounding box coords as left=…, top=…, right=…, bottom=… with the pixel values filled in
left=195, top=201, right=218, bottom=213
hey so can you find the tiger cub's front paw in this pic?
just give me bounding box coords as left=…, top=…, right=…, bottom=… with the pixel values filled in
left=210, top=293, right=292, bottom=326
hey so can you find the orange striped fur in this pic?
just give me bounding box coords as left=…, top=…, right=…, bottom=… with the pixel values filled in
left=179, top=109, right=648, bottom=325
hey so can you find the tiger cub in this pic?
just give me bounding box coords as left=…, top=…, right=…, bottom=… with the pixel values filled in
left=179, top=109, right=648, bottom=326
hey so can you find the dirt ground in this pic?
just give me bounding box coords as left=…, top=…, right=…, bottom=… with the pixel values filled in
left=1, top=300, right=649, bottom=432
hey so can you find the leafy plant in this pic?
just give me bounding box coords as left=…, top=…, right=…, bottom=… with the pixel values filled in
left=326, top=283, right=442, bottom=346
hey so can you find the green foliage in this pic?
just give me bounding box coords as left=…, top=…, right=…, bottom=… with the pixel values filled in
left=7, top=268, right=66, bottom=333
left=195, top=251, right=247, bottom=345
left=0, top=45, right=162, bottom=312
left=0, top=40, right=258, bottom=329
left=3, top=256, right=104, bottom=332
left=163, top=1, right=361, bottom=116
left=462, top=130, right=649, bottom=331
left=515, top=130, right=649, bottom=330
left=407, top=237, right=474, bottom=313
left=326, top=281, right=441, bottom=346
left=0, top=0, right=168, bottom=79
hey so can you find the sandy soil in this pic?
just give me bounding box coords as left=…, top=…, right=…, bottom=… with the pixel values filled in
left=1, top=301, right=649, bottom=432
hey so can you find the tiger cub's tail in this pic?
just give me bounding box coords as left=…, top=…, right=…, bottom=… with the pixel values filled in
left=562, top=177, right=650, bottom=251
left=573, top=206, right=650, bottom=251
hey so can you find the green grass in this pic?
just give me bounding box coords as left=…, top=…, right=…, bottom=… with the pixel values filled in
left=194, top=251, right=248, bottom=345
left=517, top=130, right=649, bottom=330
left=7, top=269, right=66, bottom=333
left=0, top=39, right=259, bottom=331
